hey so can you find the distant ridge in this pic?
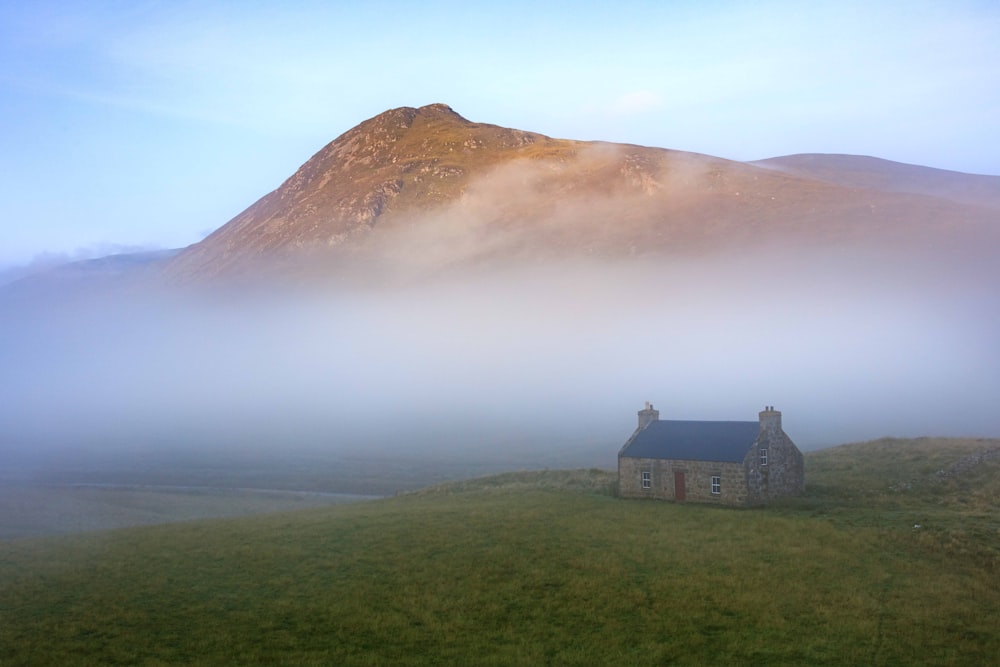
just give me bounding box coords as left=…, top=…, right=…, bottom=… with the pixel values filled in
left=161, top=104, right=1000, bottom=281
left=0, top=248, right=181, bottom=304
left=751, top=154, right=1000, bottom=210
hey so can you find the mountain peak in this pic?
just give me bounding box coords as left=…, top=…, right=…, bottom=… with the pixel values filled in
left=352, top=103, right=469, bottom=135
left=164, top=105, right=568, bottom=280
left=417, top=102, right=464, bottom=118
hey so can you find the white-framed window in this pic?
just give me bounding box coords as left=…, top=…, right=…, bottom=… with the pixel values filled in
left=641, top=471, right=651, bottom=489
left=711, top=475, right=721, bottom=495
left=760, top=449, right=768, bottom=466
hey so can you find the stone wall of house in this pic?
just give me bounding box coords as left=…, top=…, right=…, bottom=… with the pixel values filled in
left=744, top=429, right=805, bottom=504
left=618, top=456, right=747, bottom=506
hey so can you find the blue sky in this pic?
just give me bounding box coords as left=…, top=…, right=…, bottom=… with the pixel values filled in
left=2, top=0, right=998, bottom=268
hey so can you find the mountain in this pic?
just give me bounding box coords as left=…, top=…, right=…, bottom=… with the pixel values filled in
left=153, top=104, right=997, bottom=281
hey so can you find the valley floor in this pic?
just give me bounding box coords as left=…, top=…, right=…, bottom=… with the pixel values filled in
left=0, top=438, right=997, bottom=665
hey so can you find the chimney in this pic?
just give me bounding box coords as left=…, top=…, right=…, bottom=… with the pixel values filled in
left=638, top=401, right=660, bottom=430
left=759, top=405, right=782, bottom=437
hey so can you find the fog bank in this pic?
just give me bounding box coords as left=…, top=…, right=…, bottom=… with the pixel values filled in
left=1, top=251, right=997, bottom=477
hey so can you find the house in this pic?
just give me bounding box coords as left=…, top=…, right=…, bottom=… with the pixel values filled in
left=617, top=402, right=804, bottom=506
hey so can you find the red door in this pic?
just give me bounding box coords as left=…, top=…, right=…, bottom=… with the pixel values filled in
left=674, top=471, right=686, bottom=501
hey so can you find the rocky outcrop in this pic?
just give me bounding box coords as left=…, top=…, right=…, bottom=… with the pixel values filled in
left=936, top=448, right=1000, bottom=480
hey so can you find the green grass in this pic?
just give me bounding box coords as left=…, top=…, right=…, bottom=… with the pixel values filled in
left=797, top=437, right=1000, bottom=571
left=1, top=439, right=999, bottom=665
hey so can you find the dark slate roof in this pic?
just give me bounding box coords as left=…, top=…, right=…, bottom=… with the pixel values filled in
left=620, top=420, right=760, bottom=463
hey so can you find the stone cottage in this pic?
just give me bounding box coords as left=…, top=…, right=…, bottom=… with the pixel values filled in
left=617, top=402, right=804, bottom=506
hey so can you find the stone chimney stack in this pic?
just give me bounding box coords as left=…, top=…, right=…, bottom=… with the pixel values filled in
left=759, top=405, right=782, bottom=438
left=638, top=401, right=660, bottom=430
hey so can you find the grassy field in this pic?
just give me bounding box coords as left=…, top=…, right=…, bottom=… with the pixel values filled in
left=1, top=438, right=998, bottom=665
left=0, top=444, right=602, bottom=538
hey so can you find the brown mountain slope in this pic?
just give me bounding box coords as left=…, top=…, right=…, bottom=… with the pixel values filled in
left=167, top=104, right=578, bottom=279
left=165, top=104, right=1000, bottom=281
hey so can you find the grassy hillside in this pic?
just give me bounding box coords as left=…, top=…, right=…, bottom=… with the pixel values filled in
left=1, top=439, right=998, bottom=665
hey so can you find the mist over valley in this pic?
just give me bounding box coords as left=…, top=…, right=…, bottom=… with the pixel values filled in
left=3, top=252, right=997, bottom=488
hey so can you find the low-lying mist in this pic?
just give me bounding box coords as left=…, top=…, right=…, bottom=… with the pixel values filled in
left=1, top=250, right=997, bottom=483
